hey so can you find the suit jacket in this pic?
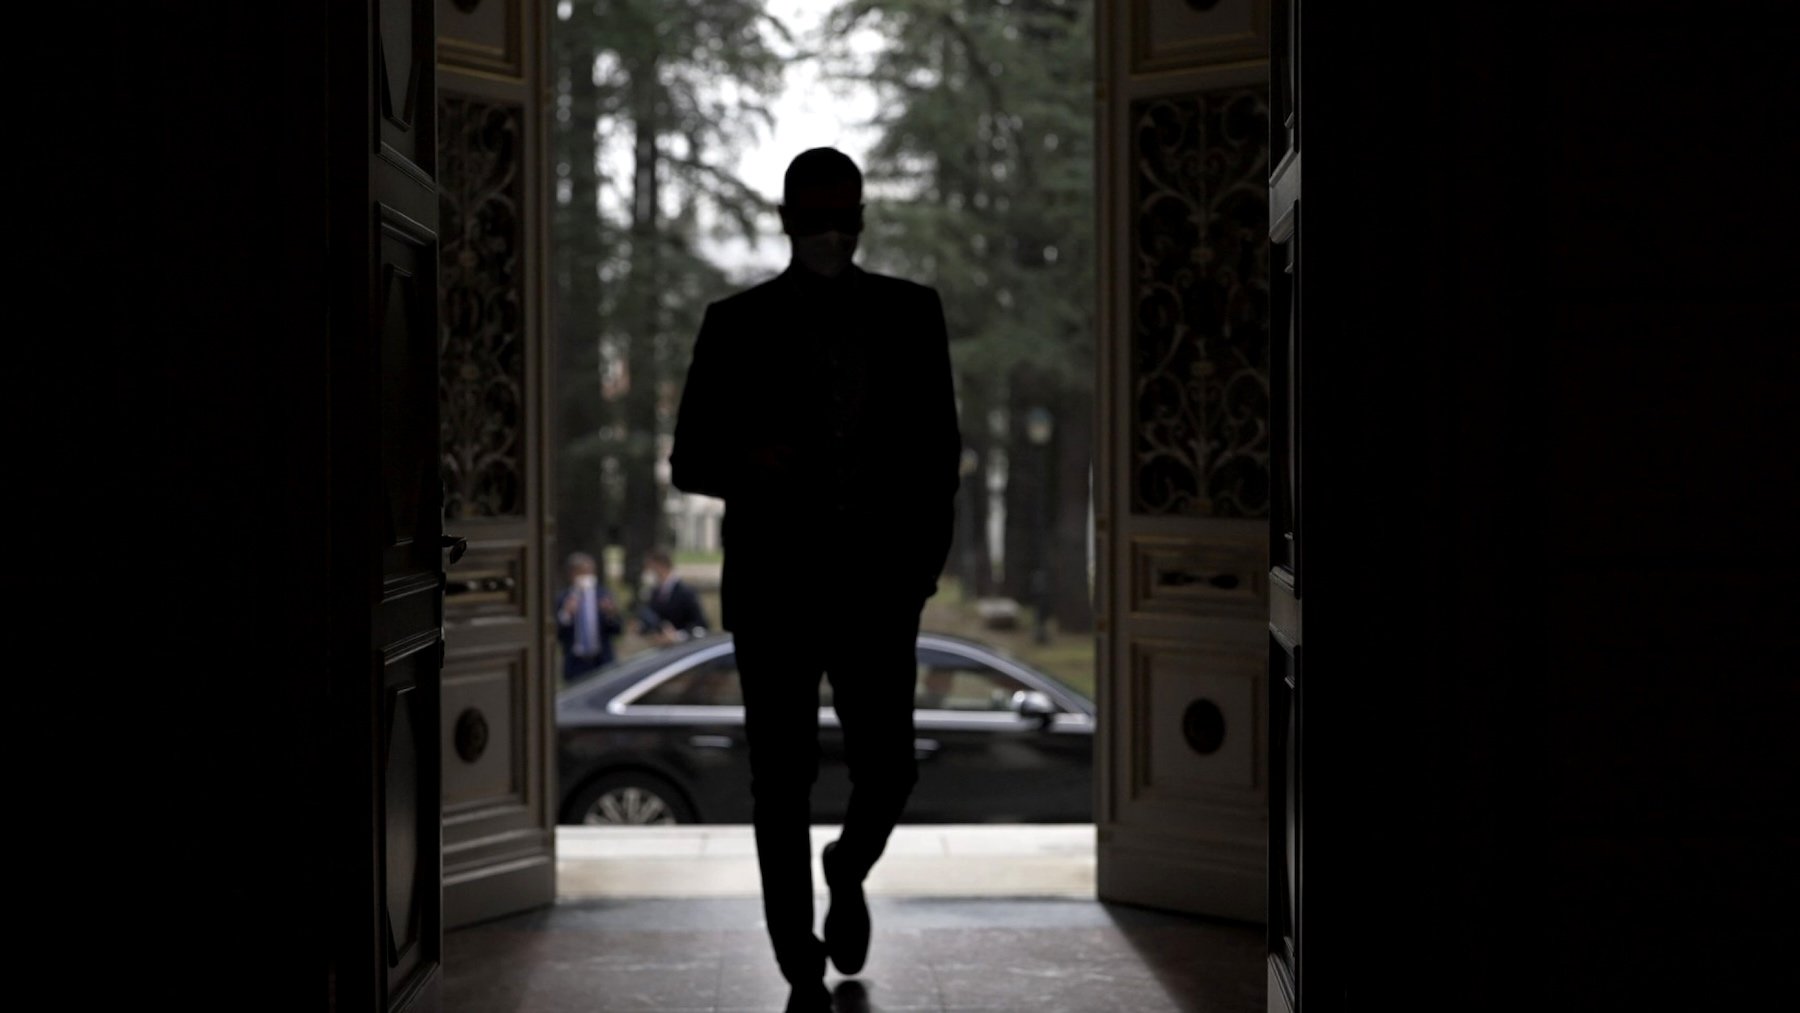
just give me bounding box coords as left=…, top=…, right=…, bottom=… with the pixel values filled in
left=643, top=577, right=708, bottom=634
left=670, top=264, right=962, bottom=631
left=554, top=585, right=622, bottom=665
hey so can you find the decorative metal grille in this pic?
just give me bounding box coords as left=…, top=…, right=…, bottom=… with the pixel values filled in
left=1130, top=88, right=1272, bottom=518
left=439, top=96, right=525, bottom=519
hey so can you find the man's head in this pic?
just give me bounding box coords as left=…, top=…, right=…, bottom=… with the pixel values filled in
left=566, top=552, right=597, bottom=581
left=645, top=549, right=674, bottom=580
left=779, top=147, right=863, bottom=279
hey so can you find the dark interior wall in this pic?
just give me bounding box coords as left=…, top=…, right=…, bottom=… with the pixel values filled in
left=37, top=5, right=339, bottom=1008
left=1536, top=8, right=1796, bottom=1003
left=1292, top=6, right=1545, bottom=1005
left=1298, top=4, right=1795, bottom=1008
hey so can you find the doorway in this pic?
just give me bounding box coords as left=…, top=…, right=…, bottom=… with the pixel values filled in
left=438, top=0, right=1273, bottom=1008
left=539, top=0, right=1099, bottom=842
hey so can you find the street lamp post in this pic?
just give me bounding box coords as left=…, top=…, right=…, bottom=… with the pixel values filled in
left=1025, top=406, right=1055, bottom=645
left=958, top=446, right=981, bottom=598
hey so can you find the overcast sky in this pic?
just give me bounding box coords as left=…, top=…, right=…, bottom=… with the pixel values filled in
left=696, top=0, right=884, bottom=278
left=562, top=1, right=889, bottom=279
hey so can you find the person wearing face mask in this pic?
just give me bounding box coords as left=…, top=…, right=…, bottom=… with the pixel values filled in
left=553, top=551, right=622, bottom=682
left=669, top=148, right=962, bottom=1013
left=630, top=547, right=708, bottom=645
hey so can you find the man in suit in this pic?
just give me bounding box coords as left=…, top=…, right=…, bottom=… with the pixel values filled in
left=670, top=147, right=961, bottom=1012
left=633, top=547, right=710, bottom=643
left=554, top=551, right=622, bottom=681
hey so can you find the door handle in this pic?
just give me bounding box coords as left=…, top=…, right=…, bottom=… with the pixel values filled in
left=689, top=734, right=734, bottom=750
left=914, top=738, right=941, bottom=759
left=441, top=535, right=468, bottom=565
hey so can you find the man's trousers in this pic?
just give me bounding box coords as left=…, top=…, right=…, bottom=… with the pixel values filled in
left=733, top=606, right=923, bottom=985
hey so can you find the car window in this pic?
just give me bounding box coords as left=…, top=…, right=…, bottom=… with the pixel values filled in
left=633, top=655, right=745, bottom=707
left=629, top=654, right=837, bottom=708
left=914, top=648, right=1031, bottom=711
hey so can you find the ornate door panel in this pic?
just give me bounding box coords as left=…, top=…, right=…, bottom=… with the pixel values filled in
left=333, top=0, right=447, bottom=1008
left=1096, top=0, right=1272, bottom=921
left=1266, top=3, right=1300, bottom=1008
left=436, top=0, right=557, bottom=929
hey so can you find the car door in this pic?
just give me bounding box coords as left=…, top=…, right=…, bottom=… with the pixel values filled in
left=620, top=645, right=755, bottom=822
left=909, top=645, right=1093, bottom=822
left=625, top=645, right=857, bottom=824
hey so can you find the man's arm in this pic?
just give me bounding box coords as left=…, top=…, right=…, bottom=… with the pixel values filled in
left=598, top=590, right=623, bottom=636
left=675, top=582, right=707, bottom=630
left=670, top=303, right=736, bottom=498
left=553, top=589, right=574, bottom=647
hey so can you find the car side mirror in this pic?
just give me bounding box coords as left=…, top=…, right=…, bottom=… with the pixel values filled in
left=1010, top=690, right=1057, bottom=727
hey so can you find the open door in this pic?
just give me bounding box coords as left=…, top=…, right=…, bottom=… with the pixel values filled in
left=1094, top=0, right=1272, bottom=921
left=333, top=0, right=449, bottom=1007
left=96, top=0, right=551, bottom=997
left=1265, top=2, right=1299, bottom=1006
left=435, top=0, right=559, bottom=928
left=77, top=2, right=455, bottom=1006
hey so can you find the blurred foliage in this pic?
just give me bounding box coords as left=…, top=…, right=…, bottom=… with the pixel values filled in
left=821, top=0, right=1096, bottom=395
left=550, top=0, right=1096, bottom=633
left=923, top=579, right=1095, bottom=699
left=551, top=0, right=793, bottom=571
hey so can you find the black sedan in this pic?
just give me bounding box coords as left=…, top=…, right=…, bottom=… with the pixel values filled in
left=556, top=632, right=1094, bottom=825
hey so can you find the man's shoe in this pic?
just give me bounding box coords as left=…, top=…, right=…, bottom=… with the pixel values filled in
left=774, top=933, right=828, bottom=989
left=821, top=840, right=870, bottom=975
left=784, top=980, right=832, bottom=1013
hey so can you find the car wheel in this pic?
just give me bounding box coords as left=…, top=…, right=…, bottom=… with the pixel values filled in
left=567, top=772, right=697, bottom=825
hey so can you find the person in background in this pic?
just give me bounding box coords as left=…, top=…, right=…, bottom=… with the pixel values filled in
left=555, top=551, right=621, bottom=680
left=633, top=548, right=710, bottom=645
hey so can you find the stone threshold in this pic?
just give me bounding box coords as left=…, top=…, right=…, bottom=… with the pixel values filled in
left=555, top=823, right=1096, bottom=900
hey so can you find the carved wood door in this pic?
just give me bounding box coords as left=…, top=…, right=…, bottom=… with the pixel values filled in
left=340, top=0, right=447, bottom=1007
left=1266, top=1, right=1301, bottom=1006
left=1095, top=0, right=1272, bottom=921
left=436, top=0, right=558, bottom=928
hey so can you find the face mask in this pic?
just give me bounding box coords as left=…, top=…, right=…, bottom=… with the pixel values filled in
left=575, top=574, right=597, bottom=590
left=784, top=204, right=862, bottom=236
left=791, top=230, right=858, bottom=278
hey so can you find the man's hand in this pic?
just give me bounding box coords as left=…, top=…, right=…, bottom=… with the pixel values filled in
left=598, top=594, right=619, bottom=617
left=558, top=592, right=578, bottom=622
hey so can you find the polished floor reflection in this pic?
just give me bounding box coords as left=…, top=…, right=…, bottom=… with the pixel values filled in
left=446, top=896, right=1263, bottom=1012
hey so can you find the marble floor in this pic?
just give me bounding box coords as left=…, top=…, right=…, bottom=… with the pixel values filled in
left=445, top=896, right=1265, bottom=1013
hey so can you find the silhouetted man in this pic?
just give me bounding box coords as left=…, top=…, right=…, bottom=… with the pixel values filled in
left=670, top=147, right=961, bottom=1012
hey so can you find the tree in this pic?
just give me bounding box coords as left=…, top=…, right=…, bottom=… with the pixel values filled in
left=551, top=0, right=791, bottom=585
left=822, top=0, right=1095, bottom=629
